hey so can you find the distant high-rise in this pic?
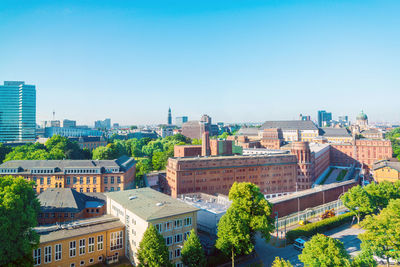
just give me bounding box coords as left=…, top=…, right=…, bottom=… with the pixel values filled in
left=175, top=116, right=188, bottom=127
left=317, top=110, right=332, bottom=127
left=94, top=118, right=111, bottom=129
left=0, top=81, right=36, bottom=142
left=168, top=107, right=172, bottom=125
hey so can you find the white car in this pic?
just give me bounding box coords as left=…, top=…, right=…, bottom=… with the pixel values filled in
left=293, top=238, right=307, bottom=251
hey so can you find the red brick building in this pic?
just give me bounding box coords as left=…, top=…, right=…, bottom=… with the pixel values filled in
left=166, top=154, right=298, bottom=198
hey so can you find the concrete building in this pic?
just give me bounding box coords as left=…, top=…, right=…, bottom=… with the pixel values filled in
left=33, top=215, right=125, bottom=267
left=319, top=128, right=353, bottom=143
left=0, top=81, right=36, bottom=142
left=37, top=188, right=106, bottom=225
left=174, top=145, right=202, bottom=158
left=44, top=127, right=103, bottom=138
left=168, top=107, right=172, bottom=125
left=94, top=119, right=111, bottom=129
left=106, top=188, right=199, bottom=266
left=181, top=115, right=219, bottom=139
left=0, top=156, right=136, bottom=194
left=62, top=119, right=77, bottom=128
left=175, top=116, right=188, bottom=127
left=166, top=154, right=298, bottom=198
left=360, top=129, right=384, bottom=140
left=373, top=160, right=400, bottom=183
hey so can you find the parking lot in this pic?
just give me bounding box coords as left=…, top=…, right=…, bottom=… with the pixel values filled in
left=248, top=223, right=365, bottom=266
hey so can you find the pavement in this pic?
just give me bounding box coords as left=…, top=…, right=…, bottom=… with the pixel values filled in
left=239, top=223, right=365, bottom=267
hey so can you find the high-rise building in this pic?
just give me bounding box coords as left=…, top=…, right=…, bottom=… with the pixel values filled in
left=0, top=81, right=36, bottom=142
left=168, top=107, right=172, bottom=125
left=317, top=110, right=332, bottom=127
left=94, top=118, right=111, bottom=129
left=175, top=116, right=188, bottom=127
left=61, top=119, right=76, bottom=128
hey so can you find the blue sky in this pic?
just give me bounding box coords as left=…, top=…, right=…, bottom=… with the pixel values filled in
left=1, top=0, right=399, bottom=126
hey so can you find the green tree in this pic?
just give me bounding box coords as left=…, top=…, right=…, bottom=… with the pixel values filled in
left=228, top=182, right=275, bottom=240
left=181, top=229, right=206, bottom=267
left=298, top=234, right=351, bottom=267
left=191, top=138, right=202, bottom=145
left=152, top=151, right=168, bottom=171
left=92, top=146, right=113, bottom=160
left=0, top=143, right=12, bottom=164
left=359, top=199, right=400, bottom=267
left=0, top=176, right=40, bottom=266
left=130, top=125, right=138, bottom=130
left=218, top=132, right=231, bottom=140
left=364, top=182, right=399, bottom=212
left=137, top=225, right=172, bottom=267
left=272, top=257, right=293, bottom=267
left=216, top=208, right=253, bottom=267
left=341, top=185, right=373, bottom=224
left=352, top=250, right=377, bottom=267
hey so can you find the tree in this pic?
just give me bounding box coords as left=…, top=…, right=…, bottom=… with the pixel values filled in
left=272, top=257, right=293, bottom=267
left=152, top=151, right=168, bottom=171
left=216, top=182, right=275, bottom=266
left=228, top=182, right=275, bottom=241
left=359, top=199, right=400, bottom=267
left=181, top=229, right=206, bottom=267
left=130, top=125, right=138, bottom=130
left=191, top=138, right=202, bottom=145
left=298, top=234, right=351, bottom=267
left=341, top=185, right=373, bottom=224
left=216, top=208, right=253, bottom=267
left=352, top=250, right=377, bottom=267
left=364, top=182, right=399, bottom=212
left=137, top=225, right=172, bottom=267
left=0, top=176, right=40, bottom=266
left=0, top=143, right=12, bottom=164
left=92, top=146, right=113, bottom=160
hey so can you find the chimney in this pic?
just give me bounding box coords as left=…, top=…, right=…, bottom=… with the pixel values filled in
left=201, top=131, right=211, bottom=156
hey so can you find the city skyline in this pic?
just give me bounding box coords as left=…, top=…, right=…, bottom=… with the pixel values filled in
left=1, top=0, right=400, bottom=125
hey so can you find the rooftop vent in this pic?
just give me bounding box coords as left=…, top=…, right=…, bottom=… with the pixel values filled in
left=129, top=196, right=137, bottom=200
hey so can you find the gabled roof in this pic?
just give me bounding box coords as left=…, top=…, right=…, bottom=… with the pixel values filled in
left=373, top=160, right=400, bottom=172
left=319, top=128, right=351, bottom=137
left=106, top=188, right=199, bottom=221
left=261, top=120, right=318, bottom=131
left=236, top=127, right=259, bottom=136
left=38, top=188, right=105, bottom=213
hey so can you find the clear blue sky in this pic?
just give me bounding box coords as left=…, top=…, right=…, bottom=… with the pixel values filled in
left=1, top=0, right=399, bottom=125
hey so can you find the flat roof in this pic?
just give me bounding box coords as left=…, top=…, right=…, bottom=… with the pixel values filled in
left=36, top=215, right=123, bottom=243
left=261, top=120, right=318, bottom=131
left=179, top=193, right=231, bottom=215
left=106, top=188, right=199, bottom=221
left=170, top=153, right=295, bottom=162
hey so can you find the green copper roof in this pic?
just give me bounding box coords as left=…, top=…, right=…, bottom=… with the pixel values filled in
left=357, top=110, right=368, bottom=120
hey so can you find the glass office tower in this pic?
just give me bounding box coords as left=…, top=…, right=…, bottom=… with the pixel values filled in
left=0, top=81, right=36, bottom=142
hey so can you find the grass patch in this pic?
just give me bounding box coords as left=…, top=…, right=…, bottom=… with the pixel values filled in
left=319, top=167, right=334, bottom=185
left=336, top=169, right=348, bottom=181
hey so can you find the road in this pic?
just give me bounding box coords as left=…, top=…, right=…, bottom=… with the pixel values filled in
left=241, top=223, right=365, bottom=267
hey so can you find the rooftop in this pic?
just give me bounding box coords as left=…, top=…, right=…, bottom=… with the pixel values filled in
left=236, top=127, right=259, bottom=136
left=36, top=215, right=123, bottom=243
left=261, top=120, right=318, bottom=131
left=319, top=127, right=351, bottom=138
left=178, top=193, right=231, bottom=215
left=106, top=188, right=199, bottom=221
left=170, top=153, right=295, bottom=162
left=373, top=160, right=400, bottom=172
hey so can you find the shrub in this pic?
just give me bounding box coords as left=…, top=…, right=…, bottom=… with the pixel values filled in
left=286, top=213, right=353, bottom=244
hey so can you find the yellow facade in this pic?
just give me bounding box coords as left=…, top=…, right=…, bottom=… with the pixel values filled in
left=34, top=226, right=125, bottom=267
left=374, top=166, right=400, bottom=183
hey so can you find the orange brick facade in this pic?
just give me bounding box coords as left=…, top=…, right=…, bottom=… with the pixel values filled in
left=38, top=205, right=107, bottom=225
left=166, top=154, right=298, bottom=198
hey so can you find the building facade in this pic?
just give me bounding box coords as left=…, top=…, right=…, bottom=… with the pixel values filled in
left=166, top=154, right=298, bottom=198
left=175, top=116, right=188, bottom=127
left=69, top=136, right=107, bottom=151
left=106, top=188, right=199, bottom=266
left=373, top=160, right=400, bottom=183
left=45, top=127, right=103, bottom=138
left=0, top=81, right=36, bottom=142
left=0, top=156, right=136, bottom=194
left=33, top=215, right=125, bottom=267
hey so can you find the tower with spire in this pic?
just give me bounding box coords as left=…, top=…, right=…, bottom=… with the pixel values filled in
left=168, top=107, right=172, bottom=125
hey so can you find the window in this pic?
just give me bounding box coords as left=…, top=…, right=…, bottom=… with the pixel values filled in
left=155, top=223, right=163, bottom=233
left=40, top=177, right=44, bottom=185
left=184, top=217, right=192, bottom=226
left=80, top=260, right=85, bottom=266
left=55, top=244, right=62, bottom=261
left=44, top=245, right=52, bottom=263
left=104, top=177, right=108, bottom=184
left=86, top=177, right=90, bottom=184
left=80, top=188, right=83, bottom=193
left=70, top=241, right=76, bottom=257
left=70, top=264, right=75, bottom=267
left=93, top=188, right=97, bottom=192
left=88, top=237, right=95, bottom=253
left=110, top=187, right=114, bottom=191
left=176, top=263, right=183, bottom=267
left=175, top=248, right=181, bottom=258
left=79, top=239, right=85, bottom=255
left=66, top=176, right=70, bottom=184
left=33, top=248, right=41, bottom=265
left=73, top=177, right=77, bottom=184
left=93, top=177, right=97, bottom=184
left=174, top=233, right=183, bottom=244
left=47, top=177, right=51, bottom=185
left=80, top=177, right=83, bottom=184
left=89, top=258, right=94, bottom=263
left=98, top=256, right=103, bottom=261
left=97, top=235, right=103, bottom=250
left=169, top=250, right=173, bottom=260
left=86, top=188, right=90, bottom=193
left=117, top=176, right=121, bottom=183
left=174, top=219, right=182, bottom=229
left=184, top=231, right=191, bottom=241
left=164, top=221, right=172, bottom=231
left=110, top=231, right=123, bottom=250
left=165, top=236, right=173, bottom=246
left=111, top=176, right=114, bottom=184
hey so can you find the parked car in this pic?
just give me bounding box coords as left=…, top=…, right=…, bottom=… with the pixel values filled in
left=293, top=238, right=308, bottom=251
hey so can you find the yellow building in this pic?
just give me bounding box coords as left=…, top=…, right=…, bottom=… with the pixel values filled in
left=373, top=160, right=400, bottom=183
left=106, top=188, right=199, bottom=267
left=33, top=215, right=125, bottom=267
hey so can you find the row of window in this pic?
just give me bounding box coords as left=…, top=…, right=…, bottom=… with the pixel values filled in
left=33, top=232, right=122, bottom=265
left=164, top=231, right=191, bottom=246
left=154, top=217, right=192, bottom=233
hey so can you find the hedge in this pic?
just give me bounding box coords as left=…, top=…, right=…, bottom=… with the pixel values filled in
left=286, top=212, right=354, bottom=244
